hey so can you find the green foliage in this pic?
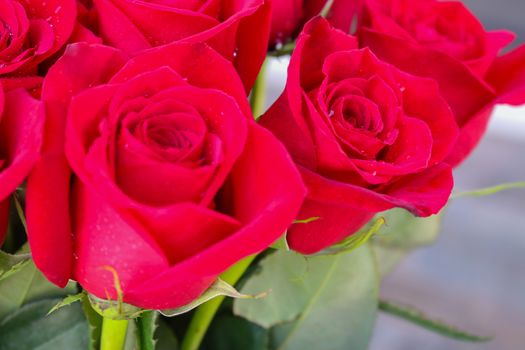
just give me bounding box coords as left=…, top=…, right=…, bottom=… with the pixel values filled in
left=88, top=294, right=144, bottom=321
left=120, top=312, right=178, bottom=350
left=234, top=246, right=378, bottom=350
left=370, top=208, right=443, bottom=276
left=47, top=292, right=86, bottom=315
left=379, top=300, right=491, bottom=342
left=161, top=278, right=264, bottom=318
left=320, top=217, right=385, bottom=255
left=136, top=311, right=160, bottom=350
left=452, top=181, right=525, bottom=199
left=154, top=318, right=179, bottom=350
left=0, top=298, right=89, bottom=350
left=0, top=250, right=31, bottom=281
left=82, top=299, right=103, bottom=350
left=0, top=257, right=76, bottom=319
left=203, top=315, right=268, bottom=350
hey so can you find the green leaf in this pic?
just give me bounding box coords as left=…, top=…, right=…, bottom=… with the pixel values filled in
left=0, top=250, right=31, bottom=281
left=203, top=315, right=269, bottom=350
left=47, top=292, right=86, bottom=315
left=270, top=234, right=290, bottom=251
left=452, top=181, right=525, bottom=199
left=82, top=299, right=102, bottom=350
left=136, top=311, right=159, bottom=350
left=370, top=208, right=443, bottom=276
left=160, top=278, right=265, bottom=317
left=234, top=246, right=379, bottom=350
left=319, top=217, right=385, bottom=255
left=379, top=300, right=491, bottom=342
left=0, top=254, right=77, bottom=319
left=234, top=251, right=311, bottom=328
left=155, top=318, right=179, bottom=350
left=0, top=298, right=89, bottom=350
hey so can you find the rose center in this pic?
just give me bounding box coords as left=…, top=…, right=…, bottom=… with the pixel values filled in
left=334, top=96, right=383, bottom=134
left=146, top=124, right=194, bottom=151
left=0, top=21, right=13, bottom=50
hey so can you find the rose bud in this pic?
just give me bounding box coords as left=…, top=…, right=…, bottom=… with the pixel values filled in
left=26, top=41, right=305, bottom=309
left=269, top=0, right=304, bottom=47
left=357, top=0, right=525, bottom=165
left=89, top=0, right=271, bottom=91
left=0, top=84, right=43, bottom=243
left=269, top=0, right=364, bottom=48
left=260, top=17, right=458, bottom=254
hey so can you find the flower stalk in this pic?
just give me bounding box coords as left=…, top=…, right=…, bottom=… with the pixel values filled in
left=181, top=254, right=257, bottom=350
left=100, top=317, right=129, bottom=350
left=249, top=58, right=269, bottom=119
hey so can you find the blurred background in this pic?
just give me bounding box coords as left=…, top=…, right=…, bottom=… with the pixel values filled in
left=370, top=1, right=525, bottom=349
left=267, top=1, right=525, bottom=348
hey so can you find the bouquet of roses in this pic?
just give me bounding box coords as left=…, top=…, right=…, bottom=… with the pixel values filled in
left=0, top=0, right=523, bottom=349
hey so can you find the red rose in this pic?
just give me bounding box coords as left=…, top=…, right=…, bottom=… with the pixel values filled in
left=26, top=41, right=305, bottom=309
left=0, top=84, right=43, bottom=243
left=0, top=0, right=76, bottom=86
left=358, top=0, right=525, bottom=165
left=269, top=0, right=303, bottom=46
left=269, top=0, right=362, bottom=47
left=90, top=0, right=271, bottom=92
left=260, top=18, right=458, bottom=254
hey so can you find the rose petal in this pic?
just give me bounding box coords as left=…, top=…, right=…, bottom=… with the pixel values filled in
left=0, top=89, right=43, bottom=201
left=110, top=42, right=250, bottom=117
left=72, top=181, right=170, bottom=300
left=27, top=43, right=127, bottom=287
left=358, top=28, right=496, bottom=126
left=486, top=43, right=525, bottom=106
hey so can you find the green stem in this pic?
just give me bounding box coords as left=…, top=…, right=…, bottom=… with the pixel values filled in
left=181, top=255, right=257, bottom=350
left=249, top=58, right=268, bottom=119
left=379, top=300, right=491, bottom=342
left=100, top=317, right=129, bottom=350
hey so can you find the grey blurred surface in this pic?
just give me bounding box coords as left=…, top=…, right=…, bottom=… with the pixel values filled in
left=370, top=134, right=525, bottom=350
left=463, top=0, right=524, bottom=44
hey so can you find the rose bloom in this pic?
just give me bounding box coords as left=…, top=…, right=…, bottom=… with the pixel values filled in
left=358, top=0, right=525, bottom=165
left=0, top=84, right=43, bottom=243
left=89, top=0, right=271, bottom=91
left=0, top=0, right=76, bottom=87
left=260, top=18, right=458, bottom=254
left=26, top=41, right=305, bottom=309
